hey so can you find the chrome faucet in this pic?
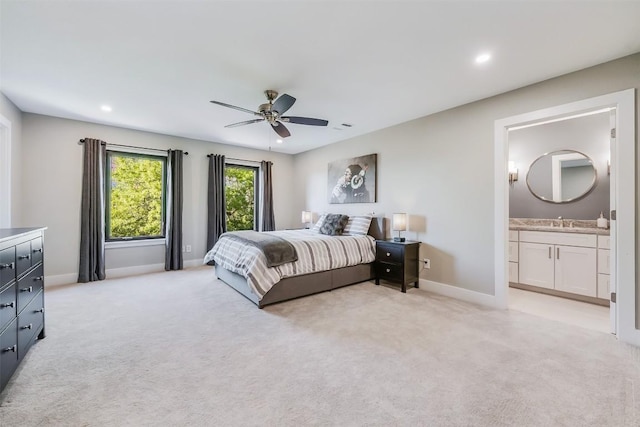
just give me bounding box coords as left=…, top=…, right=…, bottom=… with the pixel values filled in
left=557, top=216, right=564, bottom=228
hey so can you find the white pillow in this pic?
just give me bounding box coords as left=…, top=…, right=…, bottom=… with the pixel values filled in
left=311, top=213, right=327, bottom=233
left=343, top=215, right=373, bottom=236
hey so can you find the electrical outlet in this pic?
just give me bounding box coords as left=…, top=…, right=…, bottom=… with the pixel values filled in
left=423, top=258, right=431, bottom=269
left=186, top=245, right=192, bottom=253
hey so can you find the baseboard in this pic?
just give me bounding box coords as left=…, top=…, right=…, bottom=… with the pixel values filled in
left=45, top=259, right=203, bottom=287
left=417, top=278, right=500, bottom=308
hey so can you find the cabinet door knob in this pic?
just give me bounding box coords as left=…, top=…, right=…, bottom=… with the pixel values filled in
left=35, top=308, right=44, bottom=313
left=20, top=323, right=33, bottom=330
left=34, top=276, right=44, bottom=281
left=386, top=252, right=391, bottom=257
left=0, top=262, right=14, bottom=270
left=0, top=301, right=15, bottom=308
left=32, top=248, right=42, bottom=253
left=20, top=286, right=33, bottom=293
left=18, top=254, right=31, bottom=260
left=386, top=268, right=391, bottom=273
left=2, top=345, right=16, bottom=353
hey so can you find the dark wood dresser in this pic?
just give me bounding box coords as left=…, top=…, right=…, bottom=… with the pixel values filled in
left=375, top=240, right=420, bottom=293
left=0, top=227, right=46, bottom=393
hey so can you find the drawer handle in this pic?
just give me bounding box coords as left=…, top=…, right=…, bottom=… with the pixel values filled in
left=20, top=286, right=33, bottom=293
left=386, top=252, right=391, bottom=257
left=32, top=248, right=42, bottom=253
left=34, top=276, right=44, bottom=282
left=2, top=345, right=16, bottom=353
left=0, top=262, right=14, bottom=270
left=386, top=268, right=391, bottom=273
left=35, top=308, right=44, bottom=313
left=0, top=301, right=15, bottom=308
left=557, top=247, right=560, bottom=260
left=18, top=254, right=31, bottom=260
left=20, top=323, right=33, bottom=330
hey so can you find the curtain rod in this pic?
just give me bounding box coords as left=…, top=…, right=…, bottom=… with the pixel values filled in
left=78, top=139, right=188, bottom=155
left=207, top=154, right=264, bottom=163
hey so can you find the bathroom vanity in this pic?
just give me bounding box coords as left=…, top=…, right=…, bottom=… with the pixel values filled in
left=509, top=219, right=609, bottom=305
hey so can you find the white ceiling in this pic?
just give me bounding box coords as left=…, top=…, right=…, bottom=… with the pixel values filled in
left=1, top=1, right=639, bottom=155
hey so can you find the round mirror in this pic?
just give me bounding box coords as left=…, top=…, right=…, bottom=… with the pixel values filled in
left=526, top=150, right=597, bottom=203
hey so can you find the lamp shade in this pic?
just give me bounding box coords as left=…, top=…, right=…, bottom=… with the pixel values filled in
left=301, top=211, right=313, bottom=224
left=392, top=213, right=407, bottom=231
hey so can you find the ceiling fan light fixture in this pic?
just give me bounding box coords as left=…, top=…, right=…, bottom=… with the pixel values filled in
left=475, top=53, right=491, bottom=64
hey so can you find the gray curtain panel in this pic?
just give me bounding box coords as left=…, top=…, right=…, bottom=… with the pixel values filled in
left=78, top=138, right=106, bottom=283
left=165, top=150, right=183, bottom=271
left=206, top=154, right=226, bottom=257
left=260, top=160, right=276, bottom=231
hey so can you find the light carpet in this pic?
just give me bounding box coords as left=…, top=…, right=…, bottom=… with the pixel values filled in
left=0, top=267, right=638, bottom=426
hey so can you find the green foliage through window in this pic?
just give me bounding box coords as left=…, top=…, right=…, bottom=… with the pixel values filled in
left=225, top=165, right=257, bottom=231
left=106, top=152, right=165, bottom=239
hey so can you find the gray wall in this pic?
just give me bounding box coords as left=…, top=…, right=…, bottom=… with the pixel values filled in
left=19, top=114, right=296, bottom=277
left=509, top=112, right=610, bottom=219
left=0, top=92, right=23, bottom=223
left=293, top=53, right=640, bottom=297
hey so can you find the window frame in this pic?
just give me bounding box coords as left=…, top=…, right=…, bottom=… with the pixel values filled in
left=105, top=150, right=167, bottom=242
left=224, top=162, right=260, bottom=232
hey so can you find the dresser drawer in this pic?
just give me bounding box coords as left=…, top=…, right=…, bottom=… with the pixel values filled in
left=18, top=290, right=44, bottom=355
left=0, top=283, right=17, bottom=331
left=376, top=243, right=404, bottom=263
left=30, top=237, right=43, bottom=266
left=375, top=261, right=403, bottom=282
left=0, top=247, right=16, bottom=288
left=15, top=241, right=32, bottom=278
left=17, top=264, right=44, bottom=314
left=0, top=318, right=19, bottom=390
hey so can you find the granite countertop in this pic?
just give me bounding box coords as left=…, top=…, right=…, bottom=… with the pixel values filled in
left=509, top=218, right=610, bottom=236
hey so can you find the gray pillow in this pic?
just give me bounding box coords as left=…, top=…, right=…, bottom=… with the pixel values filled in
left=319, top=214, right=349, bottom=236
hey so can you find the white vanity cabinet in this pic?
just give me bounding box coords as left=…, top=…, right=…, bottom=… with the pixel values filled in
left=597, top=236, right=610, bottom=300
left=518, top=231, right=597, bottom=297
left=508, top=230, right=519, bottom=283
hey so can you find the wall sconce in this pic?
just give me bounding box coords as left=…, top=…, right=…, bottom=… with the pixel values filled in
left=508, top=161, right=518, bottom=184
left=392, top=213, right=407, bottom=242
left=301, top=210, right=313, bottom=229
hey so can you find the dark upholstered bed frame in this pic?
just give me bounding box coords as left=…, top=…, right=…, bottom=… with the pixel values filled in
left=214, top=217, right=386, bottom=308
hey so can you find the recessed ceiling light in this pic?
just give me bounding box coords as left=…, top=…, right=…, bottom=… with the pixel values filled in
left=475, top=53, right=491, bottom=64
left=101, top=105, right=112, bottom=112
left=276, top=139, right=283, bottom=144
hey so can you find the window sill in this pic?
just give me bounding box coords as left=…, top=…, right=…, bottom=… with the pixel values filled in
left=105, top=238, right=166, bottom=249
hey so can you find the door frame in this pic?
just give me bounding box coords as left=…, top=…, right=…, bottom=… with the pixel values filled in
left=494, top=89, right=637, bottom=345
left=0, top=113, right=11, bottom=228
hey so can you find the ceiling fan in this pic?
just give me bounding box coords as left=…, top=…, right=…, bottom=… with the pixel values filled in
left=210, top=90, right=328, bottom=138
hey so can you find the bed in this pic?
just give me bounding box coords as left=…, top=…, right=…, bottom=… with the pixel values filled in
left=205, top=217, right=385, bottom=308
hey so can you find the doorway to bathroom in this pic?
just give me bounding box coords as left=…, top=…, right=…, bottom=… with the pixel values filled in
left=494, top=89, right=638, bottom=346
left=507, top=109, right=612, bottom=334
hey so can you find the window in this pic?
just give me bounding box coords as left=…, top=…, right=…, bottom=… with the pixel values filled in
left=105, top=151, right=166, bottom=241
left=225, top=164, right=258, bottom=231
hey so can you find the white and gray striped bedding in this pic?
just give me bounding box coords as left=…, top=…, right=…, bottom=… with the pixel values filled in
left=204, top=229, right=375, bottom=300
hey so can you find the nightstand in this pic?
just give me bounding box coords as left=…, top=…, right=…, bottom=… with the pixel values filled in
left=374, top=240, right=420, bottom=293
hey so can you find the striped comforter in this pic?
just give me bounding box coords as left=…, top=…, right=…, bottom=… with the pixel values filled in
left=203, top=229, right=375, bottom=300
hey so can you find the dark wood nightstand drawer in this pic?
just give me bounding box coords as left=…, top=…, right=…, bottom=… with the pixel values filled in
left=376, top=243, right=404, bottom=263
left=376, top=261, right=403, bottom=281
left=18, top=290, right=44, bottom=355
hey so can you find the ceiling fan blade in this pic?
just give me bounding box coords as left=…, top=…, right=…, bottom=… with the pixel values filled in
left=225, top=118, right=265, bottom=128
left=271, top=94, right=296, bottom=115
left=280, top=116, right=328, bottom=126
left=210, top=100, right=261, bottom=116
left=271, top=121, right=291, bottom=138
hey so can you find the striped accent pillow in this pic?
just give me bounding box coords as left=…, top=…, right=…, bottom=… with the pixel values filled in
left=343, top=215, right=373, bottom=236
left=311, top=213, right=327, bottom=233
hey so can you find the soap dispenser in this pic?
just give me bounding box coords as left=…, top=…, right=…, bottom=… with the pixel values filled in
left=597, top=212, right=608, bottom=229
